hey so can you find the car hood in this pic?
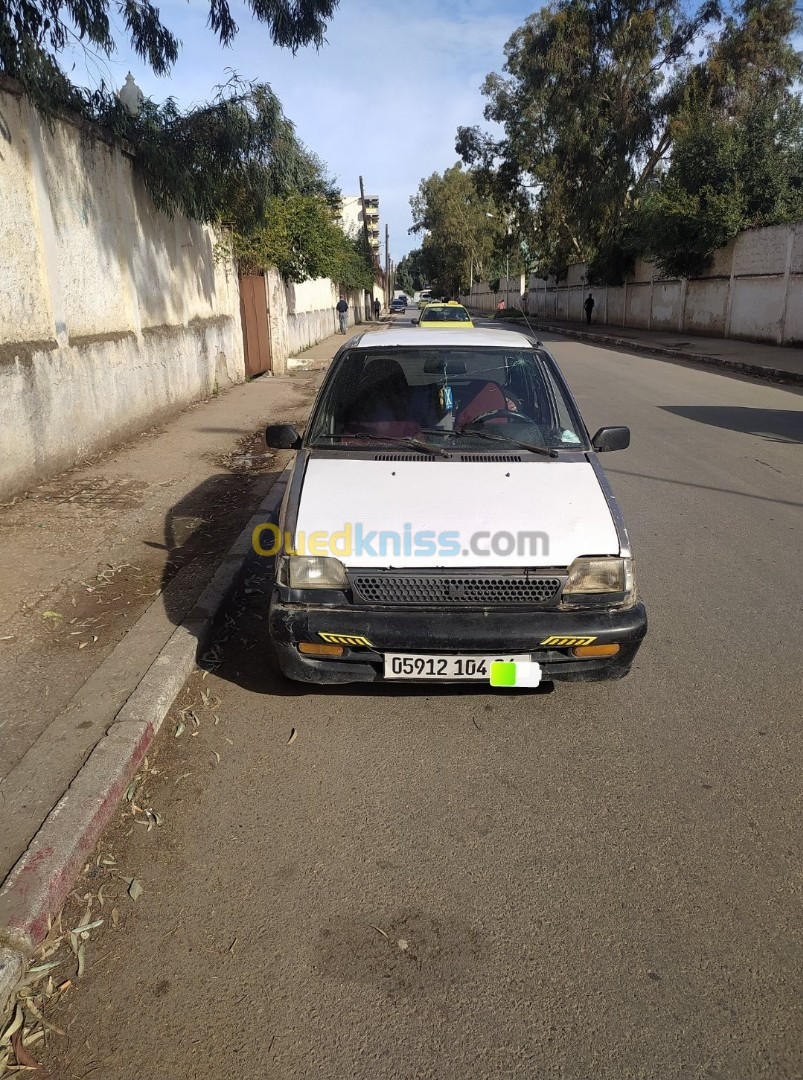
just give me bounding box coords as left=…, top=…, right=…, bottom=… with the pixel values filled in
left=293, top=458, right=620, bottom=568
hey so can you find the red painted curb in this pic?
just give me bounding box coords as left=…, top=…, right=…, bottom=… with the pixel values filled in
left=0, top=721, right=153, bottom=951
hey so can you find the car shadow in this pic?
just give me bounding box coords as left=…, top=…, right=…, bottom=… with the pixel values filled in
left=658, top=405, right=803, bottom=444
left=152, top=468, right=281, bottom=630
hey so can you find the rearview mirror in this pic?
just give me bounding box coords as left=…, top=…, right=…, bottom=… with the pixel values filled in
left=410, top=318, right=418, bottom=325
left=591, top=426, right=630, bottom=452
left=265, top=423, right=301, bottom=450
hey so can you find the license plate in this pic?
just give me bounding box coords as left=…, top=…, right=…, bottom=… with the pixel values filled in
left=383, top=653, right=531, bottom=681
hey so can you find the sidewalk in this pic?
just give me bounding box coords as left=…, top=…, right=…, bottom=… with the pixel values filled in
left=477, top=314, right=803, bottom=385
left=0, top=327, right=367, bottom=893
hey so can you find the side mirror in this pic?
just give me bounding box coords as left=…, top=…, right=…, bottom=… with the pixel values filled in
left=410, top=318, right=419, bottom=325
left=591, top=426, right=630, bottom=452
left=265, top=423, right=302, bottom=450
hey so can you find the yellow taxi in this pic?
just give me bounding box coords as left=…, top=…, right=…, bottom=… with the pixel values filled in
left=414, top=302, right=474, bottom=328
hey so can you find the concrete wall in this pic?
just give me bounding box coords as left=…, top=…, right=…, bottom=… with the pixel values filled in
left=515, top=223, right=803, bottom=346
left=264, top=272, right=375, bottom=373
left=0, top=78, right=244, bottom=498
left=463, top=276, right=526, bottom=313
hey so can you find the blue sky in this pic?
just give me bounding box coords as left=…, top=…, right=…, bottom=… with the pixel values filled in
left=68, top=0, right=536, bottom=262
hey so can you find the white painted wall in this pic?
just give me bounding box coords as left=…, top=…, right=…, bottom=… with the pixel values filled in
left=463, top=276, right=526, bottom=313
left=262, top=272, right=374, bottom=373
left=0, top=77, right=244, bottom=498
left=476, top=223, right=803, bottom=346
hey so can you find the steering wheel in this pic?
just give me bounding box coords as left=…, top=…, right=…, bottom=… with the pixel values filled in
left=461, top=408, right=539, bottom=428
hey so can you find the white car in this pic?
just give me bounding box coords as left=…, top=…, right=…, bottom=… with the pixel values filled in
left=264, top=326, right=646, bottom=685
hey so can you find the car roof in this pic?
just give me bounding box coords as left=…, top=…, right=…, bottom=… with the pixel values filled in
left=353, top=326, right=535, bottom=348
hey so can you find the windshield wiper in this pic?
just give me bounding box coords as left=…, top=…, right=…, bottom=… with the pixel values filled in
left=315, top=433, right=449, bottom=458
left=420, top=428, right=558, bottom=459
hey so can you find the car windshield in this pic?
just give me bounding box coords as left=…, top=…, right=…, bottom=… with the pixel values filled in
left=422, top=307, right=471, bottom=323
left=306, top=347, right=588, bottom=451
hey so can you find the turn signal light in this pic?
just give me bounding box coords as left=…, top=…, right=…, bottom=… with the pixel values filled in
left=298, top=642, right=345, bottom=657
left=572, top=643, right=620, bottom=658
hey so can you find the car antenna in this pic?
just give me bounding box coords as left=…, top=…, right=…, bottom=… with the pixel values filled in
left=519, top=305, right=542, bottom=347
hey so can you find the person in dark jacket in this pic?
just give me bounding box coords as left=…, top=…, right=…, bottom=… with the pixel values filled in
left=336, top=295, right=348, bottom=333
left=584, top=293, right=595, bottom=325
left=373, top=297, right=381, bottom=320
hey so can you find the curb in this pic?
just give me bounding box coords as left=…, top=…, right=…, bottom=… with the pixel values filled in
left=0, top=469, right=289, bottom=1009
left=531, top=321, right=803, bottom=386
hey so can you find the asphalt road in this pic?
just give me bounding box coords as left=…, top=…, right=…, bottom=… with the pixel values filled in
left=45, top=328, right=803, bottom=1079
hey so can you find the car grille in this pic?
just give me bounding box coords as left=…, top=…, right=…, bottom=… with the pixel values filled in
left=372, top=454, right=522, bottom=462
left=349, top=572, right=562, bottom=607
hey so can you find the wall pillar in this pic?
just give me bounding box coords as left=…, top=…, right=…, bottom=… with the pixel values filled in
left=723, top=244, right=736, bottom=339
left=678, top=278, right=688, bottom=333
left=779, top=224, right=796, bottom=345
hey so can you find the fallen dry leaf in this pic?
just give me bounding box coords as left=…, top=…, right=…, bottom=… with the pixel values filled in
left=10, top=1029, right=42, bottom=1071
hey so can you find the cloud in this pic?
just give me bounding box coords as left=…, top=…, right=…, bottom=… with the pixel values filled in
left=65, top=0, right=535, bottom=259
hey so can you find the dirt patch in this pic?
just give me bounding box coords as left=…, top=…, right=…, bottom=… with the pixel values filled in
left=0, top=424, right=283, bottom=781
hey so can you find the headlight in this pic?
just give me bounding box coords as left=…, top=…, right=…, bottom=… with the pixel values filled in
left=289, top=556, right=349, bottom=589
left=563, top=556, right=634, bottom=597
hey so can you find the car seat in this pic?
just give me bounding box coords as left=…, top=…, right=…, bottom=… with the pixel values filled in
left=455, top=380, right=507, bottom=428
left=344, top=358, right=416, bottom=436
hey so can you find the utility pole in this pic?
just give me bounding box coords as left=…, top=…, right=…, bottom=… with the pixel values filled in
left=358, top=175, right=371, bottom=253
left=385, top=222, right=390, bottom=310
left=505, top=217, right=511, bottom=309
left=359, top=176, right=371, bottom=319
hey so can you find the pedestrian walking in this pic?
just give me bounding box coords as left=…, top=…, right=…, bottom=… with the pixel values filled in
left=336, top=295, right=348, bottom=334
left=584, top=292, right=595, bottom=325
left=373, top=297, right=381, bottom=320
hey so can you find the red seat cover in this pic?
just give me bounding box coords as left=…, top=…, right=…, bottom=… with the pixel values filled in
left=456, top=381, right=506, bottom=428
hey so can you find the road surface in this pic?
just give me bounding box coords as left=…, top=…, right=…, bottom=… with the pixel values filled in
left=45, top=327, right=803, bottom=1079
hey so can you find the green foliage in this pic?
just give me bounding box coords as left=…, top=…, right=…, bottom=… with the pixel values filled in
left=232, top=194, right=373, bottom=288
left=1, top=0, right=339, bottom=102
left=458, top=0, right=803, bottom=283
left=85, top=80, right=333, bottom=230
left=395, top=249, right=427, bottom=295
left=458, top=0, right=720, bottom=275
left=586, top=229, right=639, bottom=286
left=492, top=308, right=525, bottom=320
left=644, top=0, right=803, bottom=277
left=409, top=164, right=514, bottom=296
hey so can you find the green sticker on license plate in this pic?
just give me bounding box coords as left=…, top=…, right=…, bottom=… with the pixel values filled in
left=490, top=661, right=542, bottom=688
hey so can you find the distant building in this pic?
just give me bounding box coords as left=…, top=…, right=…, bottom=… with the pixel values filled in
left=338, top=195, right=381, bottom=256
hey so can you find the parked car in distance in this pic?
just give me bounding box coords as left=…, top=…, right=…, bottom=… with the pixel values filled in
left=264, top=325, right=647, bottom=686
left=390, top=298, right=407, bottom=314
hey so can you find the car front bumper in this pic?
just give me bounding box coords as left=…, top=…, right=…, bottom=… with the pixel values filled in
left=268, top=597, right=648, bottom=685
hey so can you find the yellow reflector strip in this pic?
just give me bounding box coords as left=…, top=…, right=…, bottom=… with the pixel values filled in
left=299, top=642, right=344, bottom=657
left=572, top=643, right=620, bottom=658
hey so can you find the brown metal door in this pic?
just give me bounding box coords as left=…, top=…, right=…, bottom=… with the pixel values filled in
left=239, top=275, right=272, bottom=376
